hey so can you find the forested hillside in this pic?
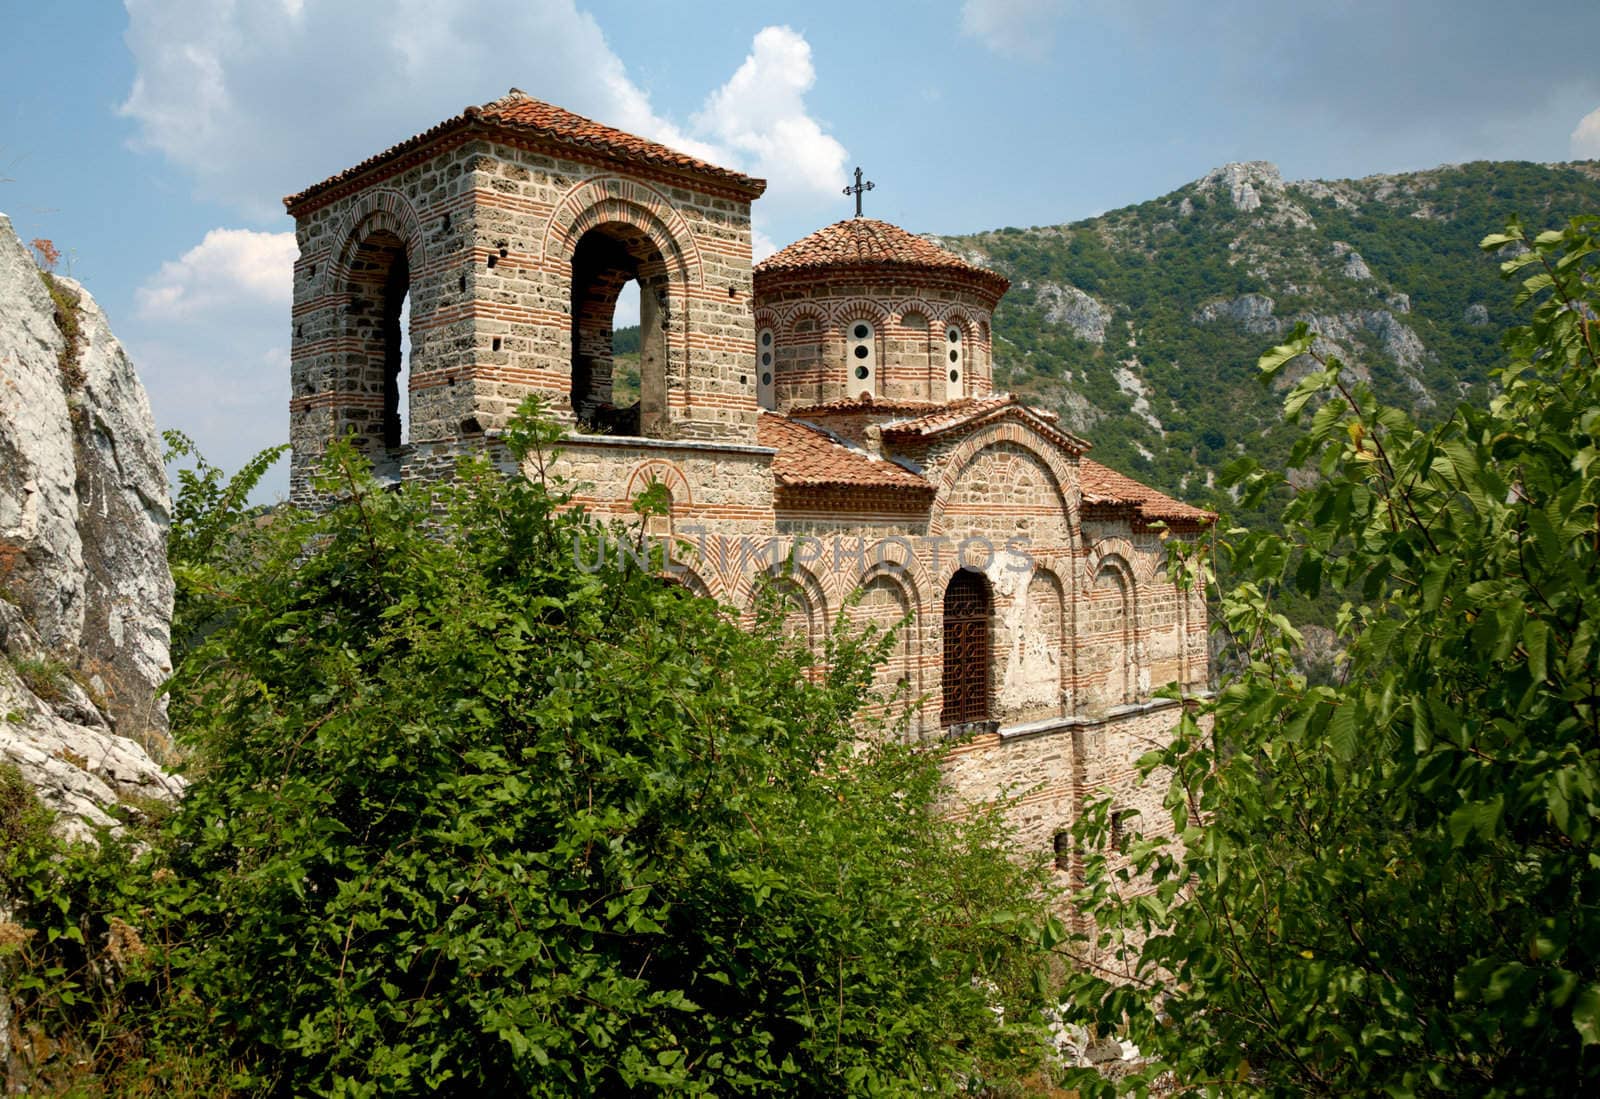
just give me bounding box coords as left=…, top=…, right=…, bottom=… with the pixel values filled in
left=936, top=159, right=1600, bottom=513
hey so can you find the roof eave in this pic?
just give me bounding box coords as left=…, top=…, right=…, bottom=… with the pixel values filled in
left=753, top=260, right=1009, bottom=301
left=880, top=404, right=1091, bottom=456
left=773, top=481, right=938, bottom=509
left=285, top=111, right=766, bottom=216
left=284, top=113, right=476, bottom=215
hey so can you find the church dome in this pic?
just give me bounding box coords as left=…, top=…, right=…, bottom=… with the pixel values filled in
left=755, top=218, right=1008, bottom=298
left=751, top=218, right=1009, bottom=411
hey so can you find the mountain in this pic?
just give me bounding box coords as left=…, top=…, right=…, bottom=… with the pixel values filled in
left=935, top=159, right=1600, bottom=514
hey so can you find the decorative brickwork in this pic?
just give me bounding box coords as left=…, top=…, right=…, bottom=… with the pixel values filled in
left=285, top=91, right=1217, bottom=928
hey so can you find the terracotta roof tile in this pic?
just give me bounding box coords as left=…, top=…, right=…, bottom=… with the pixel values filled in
left=475, top=92, right=759, bottom=189
left=787, top=394, right=949, bottom=417
left=879, top=396, right=1089, bottom=454
left=285, top=89, right=762, bottom=211
left=756, top=218, right=1009, bottom=296
left=1080, top=459, right=1215, bottom=526
left=880, top=396, right=1015, bottom=435
left=758, top=413, right=934, bottom=494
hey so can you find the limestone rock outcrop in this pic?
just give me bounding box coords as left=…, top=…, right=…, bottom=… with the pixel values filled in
left=0, top=213, right=180, bottom=838
left=1034, top=281, right=1113, bottom=344
left=1198, top=161, right=1283, bottom=212
left=1192, top=293, right=1278, bottom=334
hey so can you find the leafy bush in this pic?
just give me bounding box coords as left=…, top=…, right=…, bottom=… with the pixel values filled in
left=1059, top=215, right=1600, bottom=1095
left=6, top=404, right=1057, bottom=1096
left=161, top=429, right=286, bottom=675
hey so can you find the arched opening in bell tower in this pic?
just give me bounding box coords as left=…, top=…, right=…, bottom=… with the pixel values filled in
left=570, top=224, right=669, bottom=436
left=343, top=228, right=412, bottom=456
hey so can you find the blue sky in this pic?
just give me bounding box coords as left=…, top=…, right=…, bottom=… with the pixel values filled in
left=4, top=0, right=1599, bottom=498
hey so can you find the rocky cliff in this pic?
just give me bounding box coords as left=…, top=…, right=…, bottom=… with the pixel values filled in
left=0, top=214, right=181, bottom=839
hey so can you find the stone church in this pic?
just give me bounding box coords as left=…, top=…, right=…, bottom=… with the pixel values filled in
left=283, top=90, right=1212, bottom=873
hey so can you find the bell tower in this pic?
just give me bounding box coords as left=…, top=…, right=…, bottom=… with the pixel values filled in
left=284, top=89, right=768, bottom=502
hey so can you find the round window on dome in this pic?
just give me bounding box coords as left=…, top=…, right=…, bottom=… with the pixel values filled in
left=856, top=365, right=870, bottom=380
left=947, top=327, right=961, bottom=343
left=950, top=369, right=960, bottom=383
left=761, top=352, right=772, bottom=366
left=762, top=372, right=772, bottom=386
left=853, top=323, right=870, bottom=340
left=949, top=349, right=959, bottom=363
left=854, top=345, right=870, bottom=359
left=761, top=331, right=772, bottom=347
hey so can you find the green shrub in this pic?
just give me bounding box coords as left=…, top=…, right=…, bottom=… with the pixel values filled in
left=6, top=403, right=1059, bottom=1096
left=1058, top=215, right=1600, bottom=1095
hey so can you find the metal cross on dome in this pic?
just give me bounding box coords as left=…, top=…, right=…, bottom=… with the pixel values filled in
left=843, top=166, right=875, bottom=217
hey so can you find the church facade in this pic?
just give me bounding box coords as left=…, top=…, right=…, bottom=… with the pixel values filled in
left=283, top=90, right=1212, bottom=876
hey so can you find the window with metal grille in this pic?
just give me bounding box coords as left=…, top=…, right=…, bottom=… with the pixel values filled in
left=942, top=568, right=991, bottom=726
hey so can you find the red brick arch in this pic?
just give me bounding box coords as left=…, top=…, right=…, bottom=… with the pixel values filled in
left=1083, top=539, right=1138, bottom=589
left=832, top=298, right=890, bottom=328
left=667, top=562, right=726, bottom=604
left=541, top=175, right=703, bottom=289
left=889, top=298, right=938, bottom=325
left=1083, top=547, right=1141, bottom=707
left=735, top=560, right=827, bottom=615
left=929, top=420, right=1078, bottom=538
left=780, top=302, right=829, bottom=338
left=852, top=562, right=924, bottom=704
left=622, top=459, right=693, bottom=508
left=326, top=189, right=428, bottom=292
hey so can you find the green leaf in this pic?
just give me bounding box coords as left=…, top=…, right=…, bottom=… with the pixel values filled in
left=1448, top=795, right=1505, bottom=846
left=1258, top=326, right=1313, bottom=380
left=1574, top=984, right=1600, bottom=1046
left=1524, top=617, right=1550, bottom=683
left=1326, top=701, right=1357, bottom=761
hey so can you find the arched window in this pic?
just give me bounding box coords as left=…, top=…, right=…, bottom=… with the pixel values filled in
left=343, top=229, right=412, bottom=455
left=756, top=327, right=776, bottom=410
left=944, top=322, right=965, bottom=400
left=942, top=568, right=992, bottom=726
left=846, top=319, right=876, bottom=398
left=571, top=224, right=670, bottom=436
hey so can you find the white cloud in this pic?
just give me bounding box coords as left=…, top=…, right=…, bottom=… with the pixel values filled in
left=119, top=3, right=843, bottom=222
left=960, top=0, right=1065, bottom=60
left=694, top=26, right=848, bottom=200
left=122, top=228, right=296, bottom=494
left=1572, top=106, right=1600, bottom=159
left=119, top=4, right=850, bottom=493
left=752, top=226, right=779, bottom=263
left=135, top=228, right=296, bottom=320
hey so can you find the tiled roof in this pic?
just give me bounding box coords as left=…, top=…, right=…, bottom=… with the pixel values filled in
left=1080, top=459, right=1215, bottom=526
left=756, top=218, right=1009, bottom=295
left=285, top=89, right=763, bottom=211
left=787, top=394, right=950, bottom=417
left=880, top=396, right=1015, bottom=435
left=758, top=413, right=935, bottom=495
left=879, top=396, right=1088, bottom=454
